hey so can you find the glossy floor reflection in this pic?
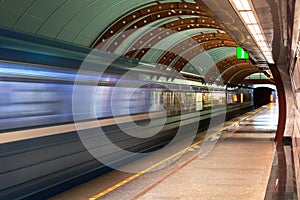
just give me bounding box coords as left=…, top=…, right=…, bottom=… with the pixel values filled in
left=136, top=104, right=279, bottom=200
left=265, top=139, right=297, bottom=199
left=50, top=103, right=298, bottom=200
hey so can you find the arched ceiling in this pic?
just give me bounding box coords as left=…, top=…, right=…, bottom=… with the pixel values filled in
left=0, top=0, right=166, bottom=46
left=0, top=0, right=269, bottom=86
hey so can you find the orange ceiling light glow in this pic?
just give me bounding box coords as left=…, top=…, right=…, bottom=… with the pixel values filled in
left=230, top=0, right=274, bottom=64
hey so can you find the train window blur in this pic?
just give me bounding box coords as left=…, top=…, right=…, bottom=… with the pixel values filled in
left=0, top=60, right=253, bottom=131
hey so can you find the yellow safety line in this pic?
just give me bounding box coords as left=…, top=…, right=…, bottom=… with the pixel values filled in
left=89, top=107, right=264, bottom=200
left=89, top=138, right=204, bottom=200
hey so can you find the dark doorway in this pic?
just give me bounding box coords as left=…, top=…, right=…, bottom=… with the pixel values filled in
left=253, top=87, right=275, bottom=108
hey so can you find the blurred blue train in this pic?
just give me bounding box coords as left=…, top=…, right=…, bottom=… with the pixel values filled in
left=0, top=59, right=252, bottom=131
left=0, top=29, right=254, bottom=199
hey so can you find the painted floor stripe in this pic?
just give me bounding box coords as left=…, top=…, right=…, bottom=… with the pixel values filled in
left=89, top=107, right=264, bottom=200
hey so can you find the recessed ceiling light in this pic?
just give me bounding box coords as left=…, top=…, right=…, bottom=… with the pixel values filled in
left=230, top=0, right=274, bottom=63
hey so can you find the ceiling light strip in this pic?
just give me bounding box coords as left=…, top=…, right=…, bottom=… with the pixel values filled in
left=230, top=0, right=274, bottom=64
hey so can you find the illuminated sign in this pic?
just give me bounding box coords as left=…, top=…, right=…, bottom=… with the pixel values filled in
left=236, top=46, right=249, bottom=60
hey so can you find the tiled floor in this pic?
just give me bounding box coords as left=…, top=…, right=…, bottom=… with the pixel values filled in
left=50, top=103, right=297, bottom=200
left=137, top=104, right=278, bottom=200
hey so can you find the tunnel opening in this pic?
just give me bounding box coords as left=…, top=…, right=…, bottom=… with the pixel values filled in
left=252, top=83, right=280, bottom=141
left=253, top=86, right=277, bottom=108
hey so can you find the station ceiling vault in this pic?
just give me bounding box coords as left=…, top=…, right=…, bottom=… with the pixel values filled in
left=0, top=0, right=276, bottom=86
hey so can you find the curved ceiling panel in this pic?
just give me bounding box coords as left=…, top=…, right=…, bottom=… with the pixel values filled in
left=91, top=1, right=228, bottom=77
left=139, top=30, right=195, bottom=64
left=113, top=17, right=188, bottom=55
left=142, top=28, right=220, bottom=54
left=207, top=57, right=251, bottom=77
left=0, top=0, right=164, bottom=46
left=0, top=0, right=265, bottom=86
left=245, top=73, right=270, bottom=80
left=221, top=64, right=255, bottom=84
left=228, top=68, right=260, bottom=85
left=93, top=2, right=210, bottom=48
left=182, top=47, right=237, bottom=76
left=137, top=28, right=221, bottom=64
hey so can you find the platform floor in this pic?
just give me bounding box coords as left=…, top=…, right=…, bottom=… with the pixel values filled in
left=50, top=103, right=283, bottom=200
left=136, top=104, right=277, bottom=200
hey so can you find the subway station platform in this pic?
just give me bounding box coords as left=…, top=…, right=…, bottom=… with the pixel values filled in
left=50, top=103, right=296, bottom=200
left=1, top=1, right=300, bottom=199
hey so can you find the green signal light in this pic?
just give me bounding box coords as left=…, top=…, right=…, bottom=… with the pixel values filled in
left=236, top=46, right=249, bottom=60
